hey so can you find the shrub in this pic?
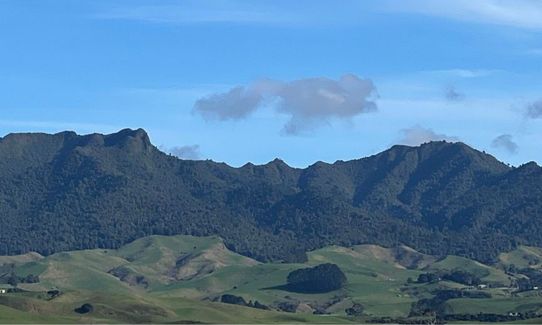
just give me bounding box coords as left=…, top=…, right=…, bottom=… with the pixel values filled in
left=74, top=303, right=94, bottom=314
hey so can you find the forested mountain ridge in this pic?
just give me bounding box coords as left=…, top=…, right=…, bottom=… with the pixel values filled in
left=0, top=128, right=540, bottom=263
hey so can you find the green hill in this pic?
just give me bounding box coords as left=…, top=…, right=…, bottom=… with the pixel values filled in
left=427, top=255, right=511, bottom=285
left=499, top=246, right=542, bottom=269
left=2, top=235, right=542, bottom=323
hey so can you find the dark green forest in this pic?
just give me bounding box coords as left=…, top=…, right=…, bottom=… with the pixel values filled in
left=0, top=128, right=541, bottom=263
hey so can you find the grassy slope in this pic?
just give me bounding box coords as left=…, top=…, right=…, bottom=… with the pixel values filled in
left=154, top=244, right=425, bottom=317
left=2, top=236, right=542, bottom=323
left=309, top=245, right=421, bottom=317
left=428, top=255, right=512, bottom=285
left=0, top=252, right=43, bottom=266
left=499, top=246, right=542, bottom=269
left=0, top=304, right=84, bottom=324
left=0, top=236, right=352, bottom=323
left=0, top=291, right=351, bottom=324
left=430, top=249, right=542, bottom=320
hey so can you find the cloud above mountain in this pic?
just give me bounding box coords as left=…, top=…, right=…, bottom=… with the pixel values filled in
left=398, top=125, right=459, bottom=146
left=166, top=145, right=201, bottom=160
left=193, top=74, right=378, bottom=135
left=491, top=134, right=518, bottom=154
left=194, top=87, right=263, bottom=121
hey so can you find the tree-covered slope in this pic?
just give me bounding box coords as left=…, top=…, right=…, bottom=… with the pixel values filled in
left=0, top=128, right=540, bottom=263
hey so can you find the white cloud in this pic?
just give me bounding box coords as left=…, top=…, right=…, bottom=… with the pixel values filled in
left=384, top=0, right=542, bottom=30
left=193, top=74, right=378, bottom=135
left=398, top=125, right=459, bottom=146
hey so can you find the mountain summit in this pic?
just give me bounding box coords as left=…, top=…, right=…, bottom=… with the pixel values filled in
left=0, top=129, right=540, bottom=263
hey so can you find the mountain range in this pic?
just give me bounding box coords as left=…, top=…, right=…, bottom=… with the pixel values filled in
left=1, top=128, right=541, bottom=263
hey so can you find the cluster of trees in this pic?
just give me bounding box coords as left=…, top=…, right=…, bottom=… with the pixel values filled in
left=47, top=289, right=62, bottom=299
left=366, top=316, right=441, bottom=324
left=1, top=129, right=542, bottom=263
left=442, top=312, right=541, bottom=322
left=286, top=263, right=347, bottom=293
left=415, top=270, right=482, bottom=286
left=219, top=294, right=268, bottom=310
left=74, top=303, right=94, bottom=314
left=410, top=289, right=491, bottom=317
left=442, top=270, right=482, bottom=286
left=108, top=266, right=149, bottom=288
left=345, top=303, right=365, bottom=316
left=0, top=270, right=40, bottom=287
left=276, top=301, right=299, bottom=313
left=415, top=272, right=441, bottom=284
left=514, top=268, right=542, bottom=291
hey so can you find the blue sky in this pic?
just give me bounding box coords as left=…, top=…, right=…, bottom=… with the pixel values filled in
left=1, top=0, right=541, bottom=167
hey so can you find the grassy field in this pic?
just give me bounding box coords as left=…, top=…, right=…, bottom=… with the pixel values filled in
left=1, top=236, right=542, bottom=323
left=499, top=246, right=542, bottom=269
left=427, top=255, right=512, bottom=285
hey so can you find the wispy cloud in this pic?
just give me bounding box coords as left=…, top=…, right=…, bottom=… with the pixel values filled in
left=397, top=125, right=459, bottom=146
left=162, top=144, right=202, bottom=160
left=193, top=74, right=378, bottom=135
left=93, top=0, right=374, bottom=26
left=526, top=99, right=542, bottom=118
left=491, top=134, right=518, bottom=154
left=383, top=0, right=542, bottom=30
left=444, top=85, right=465, bottom=102
left=0, top=119, right=121, bottom=134
left=421, top=69, right=498, bottom=79
left=95, top=2, right=299, bottom=25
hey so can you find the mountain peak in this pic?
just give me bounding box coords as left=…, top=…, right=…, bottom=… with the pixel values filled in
left=268, top=158, right=289, bottom=166
left=103, top=128, right=152, bottom=150
left=106, top=128, right=149, bottom=140
left=517, top=161, right=541, bottom=174
left=385, top=140, right=510, bottom=173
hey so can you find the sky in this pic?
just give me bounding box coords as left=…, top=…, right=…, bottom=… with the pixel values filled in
left=1, top=0, right=541, bottom=167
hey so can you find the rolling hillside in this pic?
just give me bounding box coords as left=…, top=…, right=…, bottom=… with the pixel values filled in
left=2, top=235, right=542, bottom=323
